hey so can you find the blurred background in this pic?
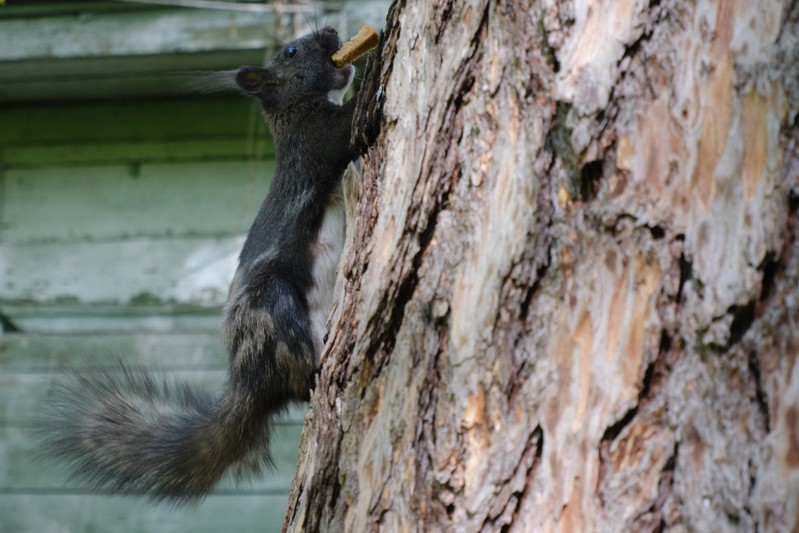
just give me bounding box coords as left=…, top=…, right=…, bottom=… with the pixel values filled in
left=0, top=1, right=387, bottom=531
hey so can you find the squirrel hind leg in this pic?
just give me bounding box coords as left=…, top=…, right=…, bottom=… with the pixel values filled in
left=225, top=275, right=319, bottom=403
left=274, top=339, right=317, bottom=401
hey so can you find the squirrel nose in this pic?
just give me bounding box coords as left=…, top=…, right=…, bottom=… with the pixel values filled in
left=323, top=27, right=338, bottom=36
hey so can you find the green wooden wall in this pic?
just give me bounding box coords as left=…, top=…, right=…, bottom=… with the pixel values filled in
left=0, top=96, right=305, bottom=532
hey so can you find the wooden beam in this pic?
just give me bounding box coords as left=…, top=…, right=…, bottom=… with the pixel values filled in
left=0, top=0, right=390, bottom=102
left=0, top=6, right=283, bottom=62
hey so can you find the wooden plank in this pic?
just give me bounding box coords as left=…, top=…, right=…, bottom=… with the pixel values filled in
left=2, top=138, right=275, bottom=167
left=0, top=47, right=265, bottom=83
left=1, top=157, right=279, bottom=308
left=0, top=54, right=263, bottom=105
left=1, top=369, right=222, bottom=424
left=0, top=332, right=225, bottom=369
left=0, top=424, right=302, bottom=493
left=3, top=311, right=223, bottom=335
left=0, top=236, right=244, bottom=307
left=0, top=493, right=290, bottom=533
left=0, top=0, right=388, bottom=64
left=0, top=2, right=156, bottom=19
left=2, top=161, right=273, bottom=244
left=0, top=7, right=284, bottom=63
left=0, top=96, right=266, bottom=145
left=0, top=0, right=390, bottom=103
left=0, top=367, right=306, bottom=425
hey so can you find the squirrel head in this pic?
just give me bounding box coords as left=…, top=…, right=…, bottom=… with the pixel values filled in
left=236, top=27, right=355, bottom=113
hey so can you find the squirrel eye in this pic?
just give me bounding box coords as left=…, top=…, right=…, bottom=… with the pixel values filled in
left=283, top=47, right=298, bottom=59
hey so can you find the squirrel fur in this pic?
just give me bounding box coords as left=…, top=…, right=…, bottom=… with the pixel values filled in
left=42, top=27, right=362, bottom=503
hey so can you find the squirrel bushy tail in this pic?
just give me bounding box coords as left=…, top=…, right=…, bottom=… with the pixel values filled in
left=42, top=279, right=317, bottom=503
left=41, top=364, right=280, bottom=503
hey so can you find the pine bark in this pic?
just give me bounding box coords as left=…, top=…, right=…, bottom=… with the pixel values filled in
left=285, top=1, right=799, bottom=531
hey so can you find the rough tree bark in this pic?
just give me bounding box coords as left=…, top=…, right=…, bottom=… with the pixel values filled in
left=285, top=0, right=798, bottom=531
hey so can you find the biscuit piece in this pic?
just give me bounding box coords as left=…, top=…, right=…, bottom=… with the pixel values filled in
left=332, top=26, right=380, bottom=67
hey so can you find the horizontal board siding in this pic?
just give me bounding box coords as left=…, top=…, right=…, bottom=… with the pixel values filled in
left=3, top=310, right=223, bottom=335
left=1, top=236, right=243, bottom=307
left=3, top=137, right=274, bottom=167
left=1, top=333, right=307, bottom=532
left=0, top=84, right=308, bottom=531
left=0, top=7, right=284, bottom=63
left=2, top=369, right=306, bottom=426
left=0, top=494, right=290, bottom=533
left=4, top=161, right=273, bottom=243
left=0, top=0, right=389, bottom=104
left=0, top=333, right=306, bottom=425
left=1, top=424, right=302, bottom=493
left=0, top=332, right=224, bottom=369
left=0, top=98, right=274, bottom=312
left=0, top=97, right=268, bottom=146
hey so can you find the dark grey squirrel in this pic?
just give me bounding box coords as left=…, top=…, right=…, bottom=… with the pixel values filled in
left=42, top=27, right=375, bottom=503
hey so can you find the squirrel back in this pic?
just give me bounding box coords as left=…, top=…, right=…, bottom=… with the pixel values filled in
left=42, top=27, right=360, bottom=503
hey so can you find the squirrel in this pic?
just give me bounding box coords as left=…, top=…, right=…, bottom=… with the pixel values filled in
left=42, top=27, right=367, bottom=503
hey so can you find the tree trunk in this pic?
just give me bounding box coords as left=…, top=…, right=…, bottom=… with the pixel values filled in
left=285, top=0, right=799, bottom=531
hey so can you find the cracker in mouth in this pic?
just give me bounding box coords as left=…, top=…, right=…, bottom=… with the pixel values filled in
left=331, top=26, right=380, bottom=67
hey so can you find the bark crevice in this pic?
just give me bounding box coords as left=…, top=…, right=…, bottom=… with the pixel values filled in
left=503, top=425, right=544, bottom=530
left=285, top=1, right=799, bottom=530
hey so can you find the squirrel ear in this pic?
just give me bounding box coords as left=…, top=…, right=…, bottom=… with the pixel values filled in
left=236, top=67, right=269, bottom=94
